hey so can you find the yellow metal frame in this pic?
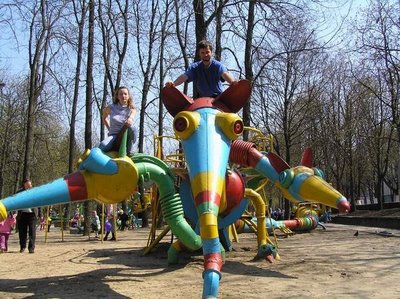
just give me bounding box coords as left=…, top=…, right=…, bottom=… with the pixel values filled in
left=243, top=127, right=274, bottom=153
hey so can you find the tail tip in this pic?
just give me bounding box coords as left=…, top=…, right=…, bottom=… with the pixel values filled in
left=337, top=199, right=351, bottom=213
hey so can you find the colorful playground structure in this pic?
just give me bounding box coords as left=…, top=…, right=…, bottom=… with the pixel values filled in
left=0, top=80, right=350, bottom=299
left=234, top=202, right=329, bottom=238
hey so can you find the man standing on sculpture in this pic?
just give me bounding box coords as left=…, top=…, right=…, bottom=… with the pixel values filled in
left=165, top=40, right=237, bottom=98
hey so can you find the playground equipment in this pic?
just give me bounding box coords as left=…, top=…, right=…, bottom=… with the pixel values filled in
left=235, top=210, right=319, bottom=237
left=234, top=147, right=332, bottom=237
left=0, top=80, right=350, bottom=299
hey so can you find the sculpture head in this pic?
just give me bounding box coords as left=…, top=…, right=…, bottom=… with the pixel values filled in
left=272, top=148, right=350, bottom=213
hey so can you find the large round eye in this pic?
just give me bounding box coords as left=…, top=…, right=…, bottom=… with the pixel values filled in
left=313, top=167, right=325, bottom=179
left=215, top=112, right=244, bottom=140
left=174, top=117, right=187, bottom=132
left=173, top=111, right=200, bottom=140
left=279, top=169, right=294, bottom=188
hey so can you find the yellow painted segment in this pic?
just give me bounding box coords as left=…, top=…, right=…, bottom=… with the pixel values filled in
left=219, top=189, right=227, bottom=214
left=199, top=213, right=219, bottom=239
left=85, top=156, right=138, bottom=204
left=300, top=176, right=341, bottom=207
left=245, top=188, right=267, bottom=247
left=191, top=172, right=224, bottom=199
left=292, top=166, right=314, bottom=175
left=230, top=224, right=239, bottom=243
left=76, top=149, right=91, bottom=168
left=275, top=185, right=296, bottom=202
left=172, top=240, right=183, bottom=251
left=0, top=202, right=7, bottom=222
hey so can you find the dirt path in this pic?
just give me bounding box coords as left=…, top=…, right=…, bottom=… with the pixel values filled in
left=0, top=223, right=399, bottom=298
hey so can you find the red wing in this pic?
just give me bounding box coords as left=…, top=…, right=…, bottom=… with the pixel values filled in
left=300, top=147, right=313, bottom=168
left=161, top=86, right=194, bottom=117
left=213, top=79, right=251, bottom=113
left=267, top=152, right=290, bottom=172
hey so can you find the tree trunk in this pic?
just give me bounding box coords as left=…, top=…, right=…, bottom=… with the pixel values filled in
left=193, top=0, right=207, bottom=50
left=83, top=0, right=95, bottom=236
left=66, top=0, right=87, bottom=220
left=214, top=0, right=223, bottom=60
left=243, top=0, right=255, bottom=141
left=23, top=0, right=51, bottom=182
left=173, top=0, right=190, bottom=95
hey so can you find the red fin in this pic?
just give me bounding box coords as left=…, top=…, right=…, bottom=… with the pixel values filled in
left=213, top=79, right=251, bottom=113
left=161, top=86, right=194, bottom=117
left=300, top=147, right=313, bottom=168
left=267, top=152, right=290, bottom=172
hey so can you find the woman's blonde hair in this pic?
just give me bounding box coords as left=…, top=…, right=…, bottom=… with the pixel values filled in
left=113, top=86, right=135, bottom=109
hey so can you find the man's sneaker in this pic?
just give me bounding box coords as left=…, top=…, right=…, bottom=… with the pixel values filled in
left=20, top=248, right=25, bottom=253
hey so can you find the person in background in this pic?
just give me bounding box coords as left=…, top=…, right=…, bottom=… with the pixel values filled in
left=90, top=210, right=100, bottom=238
left=39, top=215, right=46, bottom=231
left=103, top=218, right=113, bottom=241
left=70, top=208, right=80, bottom=228
left=16, top=178, right=39, bottom=253
left=165, top=40, right=237, bottom=98
left=0, top=212, right=16, bottom=253
left=100, top=86, right=138, bottom=156
left=104, top=204, right=116, bottom=241
left=46, top=215, right=52, bottom=232
left=117, top=208, right=129, bottom=231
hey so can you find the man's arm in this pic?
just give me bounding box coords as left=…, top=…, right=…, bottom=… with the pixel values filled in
left=221, top=71, right=237, bottom=85
left=165, top=74, right=189, bottom=87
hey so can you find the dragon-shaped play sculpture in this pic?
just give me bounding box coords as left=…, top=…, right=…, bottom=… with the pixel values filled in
left=0, top=80, right=349, bottom=298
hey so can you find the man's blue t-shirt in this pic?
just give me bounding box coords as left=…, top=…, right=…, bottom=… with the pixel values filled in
left=185, top=59, right=227, bottom=97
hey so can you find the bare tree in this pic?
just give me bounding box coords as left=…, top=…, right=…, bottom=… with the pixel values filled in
left=192, top=0, right=228, bottom=57
left=0, top=83, right=27, bottom=196
left=22, top=0, right=65, bottom=181
left=171, top=0, right=192, bottom=95
left=353, top=0, right=400, bottom=206
left=68, top=0, right=88, bottom=175
left=82, top=0, right=96, bottom=235
left=242, top=0, right=256, bottom=141
left=97, top=0, right=129, bottom=141
left=158, top=0, right=173, bottom=140
left=132, top=0, right=162, bottom=154
left=258, top=13, right=324, bottom=208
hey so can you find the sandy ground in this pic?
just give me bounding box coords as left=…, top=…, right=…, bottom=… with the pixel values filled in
left=0, top=223, right=399, bottom=299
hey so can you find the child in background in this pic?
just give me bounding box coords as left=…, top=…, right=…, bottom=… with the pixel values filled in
left=39, top=215, right=46, bottom=231
left=103, top=219, right=112, bottom=240
left=0, top=212, right=16, bottom=252
left=103, top=204, right=116, bottom=241
left=90, top=211, right=100, bottom=238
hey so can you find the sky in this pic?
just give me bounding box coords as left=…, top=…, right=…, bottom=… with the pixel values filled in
left=0, top=0, right=367, bottom=77
left=0, top=15, right=29, bottom=76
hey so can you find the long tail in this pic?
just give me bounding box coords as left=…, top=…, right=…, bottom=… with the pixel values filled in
left=230, top=140, right=350, bottom=213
